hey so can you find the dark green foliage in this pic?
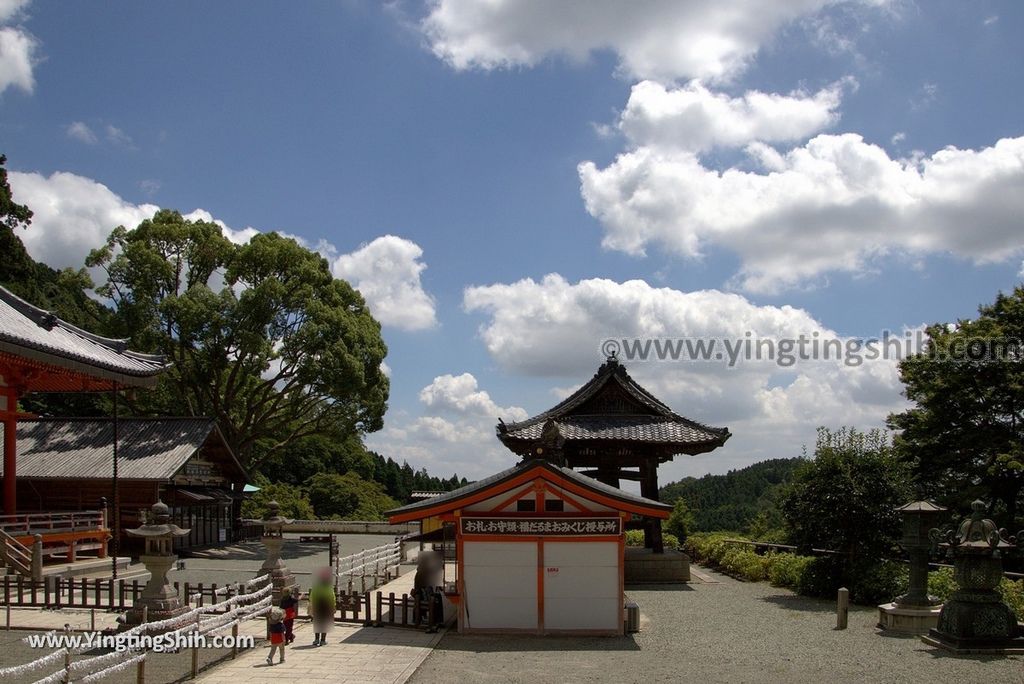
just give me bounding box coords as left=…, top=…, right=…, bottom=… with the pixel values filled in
left=306, top=472, right=398, bottom=521
left=664, top=498, right=694, bottom=543
left=0, top=154, right=32, bottom=230
left=87, top=210, right=390, bottom=466
left=888, top=287, right=1024, bottom=528
left=241, top=475, right=316, bottom=520
left=781, top=427, right=910, bottom=563
left=660, top=458, right=802, bottom=535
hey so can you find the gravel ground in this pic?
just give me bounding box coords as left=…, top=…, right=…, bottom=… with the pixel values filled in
left=409, top=566, right=1024, bottom=684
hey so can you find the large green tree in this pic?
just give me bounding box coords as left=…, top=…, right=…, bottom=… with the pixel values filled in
left=781, top=427, right=909, bottom=562
left=87, top=209, right=389, bottom=467
left=888, top=288, right=1024, bottom=526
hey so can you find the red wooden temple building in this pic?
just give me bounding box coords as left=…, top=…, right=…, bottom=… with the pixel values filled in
left=496, top=354, right=730, bottom=552
left=0, top=286, right=166, bottom=576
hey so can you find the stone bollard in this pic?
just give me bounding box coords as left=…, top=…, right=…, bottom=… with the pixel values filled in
left=836, top=587, right=849, bottom=630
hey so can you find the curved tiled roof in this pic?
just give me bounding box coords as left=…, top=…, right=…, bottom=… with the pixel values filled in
left=0, top=286, right=166, bottom=387
left=497, top=356, right=729, bottom=450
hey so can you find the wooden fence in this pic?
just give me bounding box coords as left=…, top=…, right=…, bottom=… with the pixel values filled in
left=1, top=576, right=240, bottom=611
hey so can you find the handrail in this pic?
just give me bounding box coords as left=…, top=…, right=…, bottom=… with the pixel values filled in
left=0, top=529, right=32, bottom=577
left=0, top=510, right=105, bottom=537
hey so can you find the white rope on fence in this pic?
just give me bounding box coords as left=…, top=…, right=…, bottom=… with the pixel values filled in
left=0, top=649, right=64, bottom=679
left=77, top=652, right=146, bottom=684
left=334, top=540, right=402, bottom=591
left=67, top=647, right=140, bottom=678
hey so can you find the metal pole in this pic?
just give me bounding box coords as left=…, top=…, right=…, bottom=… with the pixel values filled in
left=111, top=382, right=119, bottom=581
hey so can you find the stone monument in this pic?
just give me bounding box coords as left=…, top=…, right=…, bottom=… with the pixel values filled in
left=122, top=501, right=190, bottom=627
left=921, top=500, right=1024, bottom=654
left=258, top=500, right=297, bottom=600
left=878, top=500, right=946, bottom=634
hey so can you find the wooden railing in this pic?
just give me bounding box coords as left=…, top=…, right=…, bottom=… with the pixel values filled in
left=0, top=529, right=34, bottom=577
left=0, top=510, right=105, bottom=536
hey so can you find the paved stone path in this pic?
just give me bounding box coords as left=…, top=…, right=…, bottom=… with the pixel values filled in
left=3, top=606, right=122, bottom=631
left=195, top=569, right=442, bottom=684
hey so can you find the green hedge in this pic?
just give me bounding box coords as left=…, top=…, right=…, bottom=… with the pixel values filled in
left=928, top=567, right=1024, bottom=621
left=625, top=529, right=680, bottom=550
left=685, top=533, right=1024, bottom=619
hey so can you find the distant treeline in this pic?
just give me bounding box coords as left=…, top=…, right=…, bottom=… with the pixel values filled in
left=659, top=458, right=803, bottom=536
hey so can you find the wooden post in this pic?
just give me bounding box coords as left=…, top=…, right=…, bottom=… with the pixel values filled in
left=191, top=610, right=199, bottom=679
left=3, top=391, right=18, bottom=516
left=31, top=534, right=42, bottom=582
left=63, top=624, right=72, bottom=683
left=137, top=606, right=147, bottom=684
left=231, top=622, right=239, bottom=659
left=836, top=587, right=849, bottom=630
left=90, top=608, right=95, bottom=632
left=376, top=591, right=383, bottom=627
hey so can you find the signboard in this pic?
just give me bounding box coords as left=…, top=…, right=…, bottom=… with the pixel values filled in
left=460, top=517, right=621, bottom=536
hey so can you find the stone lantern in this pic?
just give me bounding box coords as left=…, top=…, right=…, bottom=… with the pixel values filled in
left=258, top=500, right=297, bottom=600
left=878, top=501, right=946, bottom=634
left=123, top=501, right=190, bottom=627
left=922, top=500, right=1024, bottom=654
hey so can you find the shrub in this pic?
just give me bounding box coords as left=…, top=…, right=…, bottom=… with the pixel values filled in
left=999, top=579, right=1024, bottom=621
left=767, top=553, right=814, bottom=589
left=850, top=560, right=908, bottom=606
left=625, top=529, right=680, bottom=550
left=928, top=567, right=957, bottom=602
left=665, top=499, right=694, bottom=543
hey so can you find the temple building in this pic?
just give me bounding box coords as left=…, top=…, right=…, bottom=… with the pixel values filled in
left=387, top=459, right=671, bottom=635
left=496, top=354, right=730, bottom=552
left=5, top=417, right=249, bottom=553
left=0, top=286, right=166, bottom=576
left=0, top=286, right=166, bottom=516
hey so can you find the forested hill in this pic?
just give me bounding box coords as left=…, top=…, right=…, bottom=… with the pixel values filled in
left=659, top=458, right=803, bottom=534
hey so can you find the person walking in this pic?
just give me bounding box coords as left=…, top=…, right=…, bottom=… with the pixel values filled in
left=280, top=586, right=298, bottom=645
left=309, top=568, right=336, bottom=647
left=266, top=607, right=286, bottom=665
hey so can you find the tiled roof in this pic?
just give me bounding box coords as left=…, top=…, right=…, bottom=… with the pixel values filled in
left=497, top=356, right=729, bottom=449
left=1, top=417, right=247, bottom=482
left=386, top=459, right=671, bottom=519
left=500, top=414, right=725, bottom=444
left=0, top=286, right=166, bottom=386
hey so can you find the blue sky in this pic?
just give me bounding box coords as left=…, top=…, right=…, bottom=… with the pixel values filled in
left=2, top=1, right=1022, bottom=483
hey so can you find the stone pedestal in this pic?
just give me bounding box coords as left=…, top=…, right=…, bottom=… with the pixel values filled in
left=922, top=501, right=1024, bottom=654
left=123, top=554, right=189, bottom=627
left=624, top=547, right=690, bottom=583
left=259, top=534, right=297, bottom=601
left=121, top=501, right=190, bottom=629
left=877, top=602, right=942, bottom=635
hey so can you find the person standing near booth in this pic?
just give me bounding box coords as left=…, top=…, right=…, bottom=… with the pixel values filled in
left=309, top=568, right=336, bottom=646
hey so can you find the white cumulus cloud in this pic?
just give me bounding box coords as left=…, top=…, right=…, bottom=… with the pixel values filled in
left=331, top=235, right=438, bottom=332
left=7, top=170, right=439, bottom=332
left=463, top=273, right=912, bottom=479
left=0, top=24, right=37, bottom=95
left=618, top=79, right=849, bottom=154
left=367, top=372, right=527, bottom=479
left=421, top=0, right=884, bottom=82
left=579, top=134, right=1024, bottom=293
left=8, top=170, right=160, bottom=270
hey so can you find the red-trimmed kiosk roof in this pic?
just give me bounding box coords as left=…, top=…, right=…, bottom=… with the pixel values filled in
left=0, top=286, right=166, bottom=391
left=386, top=459, right=672, bottom=523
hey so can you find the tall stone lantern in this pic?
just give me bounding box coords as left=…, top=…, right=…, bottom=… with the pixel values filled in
left=258, top=500, right=297, bottom=600
left=878, top=501, right=946, bottom=634
left=922, top=500, right=1024, bottom=654
left=123, top=501, right=190, bottom=627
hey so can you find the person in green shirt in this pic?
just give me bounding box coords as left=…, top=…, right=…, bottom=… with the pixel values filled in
left=309, top=568, right=336, bottom=646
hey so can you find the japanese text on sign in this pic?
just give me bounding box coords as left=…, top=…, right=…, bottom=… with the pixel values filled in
left=460, top=517, right=621, bottom=536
